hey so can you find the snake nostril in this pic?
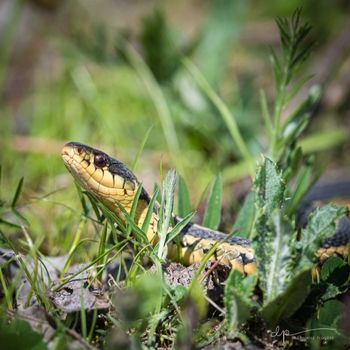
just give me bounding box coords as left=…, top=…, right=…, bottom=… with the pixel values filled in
left=61, top=146, right=72, bottom=157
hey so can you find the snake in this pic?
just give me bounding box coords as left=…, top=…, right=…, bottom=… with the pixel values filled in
left=61, top=142, right=350, bottom=275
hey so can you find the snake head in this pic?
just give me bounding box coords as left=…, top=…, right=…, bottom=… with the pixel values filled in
left=61, top=142, right=140, bottom=203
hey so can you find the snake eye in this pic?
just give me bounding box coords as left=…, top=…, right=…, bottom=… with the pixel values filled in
left=94, top=153, right=107, bottom=168
left=76, top=146, right=83, bottom=154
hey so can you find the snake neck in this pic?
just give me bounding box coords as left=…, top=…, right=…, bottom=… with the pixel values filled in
left=102, top=195, right=159, bottom=245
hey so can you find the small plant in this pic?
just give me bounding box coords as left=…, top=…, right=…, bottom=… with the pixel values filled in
left=0, top=7, right=349, bottom=350
left=218, top=9, right=350, bottom=348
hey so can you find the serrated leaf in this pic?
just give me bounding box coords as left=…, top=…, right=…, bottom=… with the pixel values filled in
left=203, top=174, right=222, bottom=230
left=301, top=205, right=347, bottom=262
left=320, top=284, right=346, bottom=302
left=253, top=210, right=295, bottom=303
left=224, top=269, right=258, bottom=333
left=233, top=191, right=255, bottom=238
left=177, top=175, right=191, bottom=217
left=254, top=157, right=285, bottom=212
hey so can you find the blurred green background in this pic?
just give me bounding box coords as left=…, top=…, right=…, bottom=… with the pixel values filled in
left=0, top=0, right=349, bottom=255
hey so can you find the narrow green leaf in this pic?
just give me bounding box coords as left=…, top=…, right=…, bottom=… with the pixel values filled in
left=259, top=89, right=273, bottom=139
left=164, top=212, right=195, bottom=245
left=233, top=191, right=255, bottom=239
left=132, top=125, right=154, bottom=171
left=285, top=74, right=313, bottom=103
left=269, top=48, right=282, bottom=86
left=282, top=85, right=321, bottom=133
left=158, top=170, right=177, bottom=259
left=126, top=184, right=144, bottom=237
left=0, top=218, right=21, bottom=228
left=141, top=187, right=159, bottom=232
left=80, top=288, right=87, bottom=339
left=11, top=176, right=24, bottom=208
left=177, top=175, right=191, bottom=217
left=224, top=270, right=258, bottom=333
left=86, top=193, right=103, bottom=222
left=126, top=45, right=182, bottom=172
left=153, top=183, right=162, bottom=203
left=0, top=267, right=13, bottom=310
left=62, top=238, right=94, bottom=275
left=97, top=221, right=108, bottom=265
left=115, top=202, right=148, bottom=243
left=53, top=240, right=129, bottom=292
left=286, top=161, right=319, bottom=216
left=203, top=174, right=222, bottom=230
left=298, top=128, right=347, bottom=154
left=261, top=268, right=312, bottom=328
left=76, top=184, right=90, bottom=216
left=184, top=58, right=255, bottom=177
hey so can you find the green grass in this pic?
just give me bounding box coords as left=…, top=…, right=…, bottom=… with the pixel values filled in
left=0, top=5, right=349, bottom=350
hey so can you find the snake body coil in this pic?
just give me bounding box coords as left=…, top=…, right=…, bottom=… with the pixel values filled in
left=62, top=142, right=350, bottom=275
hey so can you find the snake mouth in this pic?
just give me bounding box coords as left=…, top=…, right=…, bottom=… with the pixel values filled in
left=61, top=142, right=137, bottom=201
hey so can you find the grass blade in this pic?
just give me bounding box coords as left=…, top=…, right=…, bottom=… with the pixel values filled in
left=132, top=125, right=154, bottom=172
left=158, top=170, right=176, bottom=260
left=11, top=177, right=24, bottom=208
left=203, top=174, right=222, bottom=230
left=126, top=184, right=144, bottom=237
left=233, top=191, right=255, bottom=239
left=177, top=175, right=191, bottom=217
left=97, top=221, right=108, bottom=265
left=126, top=45, right=182, bottom=172
left=184, top=58, right=254, bottom=177
left=141, top=187, right=159, bottom=232
left=224, top=270, right=257, bottom=334
left=164, top=212, right=195, bottom=245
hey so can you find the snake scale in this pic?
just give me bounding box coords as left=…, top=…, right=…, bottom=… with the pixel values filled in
left=61, top=142, right=350, bottom=275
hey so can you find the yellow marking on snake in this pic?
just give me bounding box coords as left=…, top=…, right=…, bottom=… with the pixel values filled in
left=61, top=142, right=349, bottom=275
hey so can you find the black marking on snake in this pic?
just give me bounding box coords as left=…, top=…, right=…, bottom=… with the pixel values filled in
left=65, top=142, right=350, bottom=263
left=323, top=217, right=350, bottom=248
left=174, top=216, right=251, bottom=247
